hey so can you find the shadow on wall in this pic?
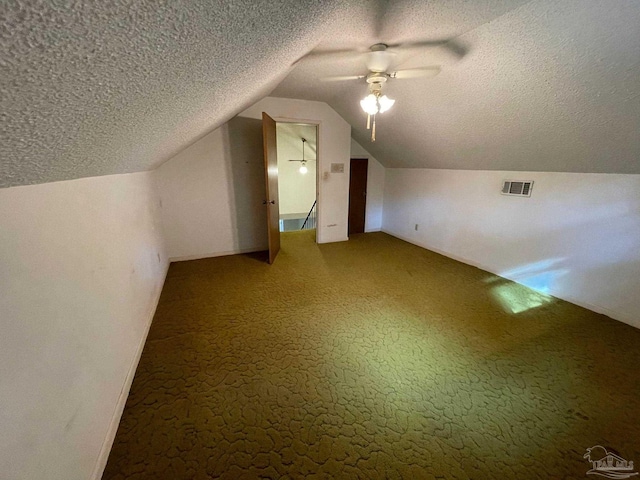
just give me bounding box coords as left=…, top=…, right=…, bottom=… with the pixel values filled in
left=222, top=116, right=268, bottom=252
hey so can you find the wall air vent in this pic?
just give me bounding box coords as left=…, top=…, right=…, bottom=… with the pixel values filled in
left=501, top=180, right=533, bottom=197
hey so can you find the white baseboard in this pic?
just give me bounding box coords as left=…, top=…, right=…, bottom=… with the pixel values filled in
left=169, top=246, right=267, bottom=262
left=318, top=236, right=349, bottom=244
left=381, top=229, right=638, bottom=329
left=90, top=261, right=170, bottom=480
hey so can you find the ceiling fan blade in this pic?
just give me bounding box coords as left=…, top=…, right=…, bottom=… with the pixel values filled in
left=319, top=75, right=365, bottom=82
left=386, top=40, right=447, bottom=50
left=387, top=39, right=467, bottom=60
left=390, top=67, right=441, bottom=79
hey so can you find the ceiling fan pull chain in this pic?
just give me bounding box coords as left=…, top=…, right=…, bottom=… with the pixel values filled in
left=366, top=114, right=371, bottom=130
left=372, top=115, right=376, bottom=142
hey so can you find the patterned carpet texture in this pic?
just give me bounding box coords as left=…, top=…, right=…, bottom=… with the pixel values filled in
left=103, top=231, right=640, bottom=479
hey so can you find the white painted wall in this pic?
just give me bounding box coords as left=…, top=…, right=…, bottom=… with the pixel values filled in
left=156, top=116, right=268, bottom=261
left=0, top=172, right=168, bottom=480
left=276, top=123, right=317, bottom=216
left=382, top=169, right=640, bottom=327
left=157, top=97, right=351, bottom=259
left=351, top=139, right=385, bottom=232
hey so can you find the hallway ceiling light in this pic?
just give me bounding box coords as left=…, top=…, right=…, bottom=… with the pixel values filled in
left=288, top=137, right=313, bottom=175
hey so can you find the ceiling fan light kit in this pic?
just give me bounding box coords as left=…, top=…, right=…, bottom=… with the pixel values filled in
left=360, top=79, right=395, bottom=142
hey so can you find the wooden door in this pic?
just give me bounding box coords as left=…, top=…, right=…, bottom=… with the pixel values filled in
left=348, top=158, right=368, bottom=235
left=262, top=112, right=280, bottom=264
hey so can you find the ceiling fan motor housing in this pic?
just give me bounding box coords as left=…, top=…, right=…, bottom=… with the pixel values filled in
left=366, top=43, right=396, bottom=72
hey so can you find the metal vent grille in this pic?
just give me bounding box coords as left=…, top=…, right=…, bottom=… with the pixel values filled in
left=501, top=180, right=533, bottom=197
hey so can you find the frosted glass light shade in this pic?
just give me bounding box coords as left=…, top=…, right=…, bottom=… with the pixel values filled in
left=378, top=95, right=395, bottom=113
left=299, top=164, right=308, bottom=174
left=360, top=94, right=379, bottom=115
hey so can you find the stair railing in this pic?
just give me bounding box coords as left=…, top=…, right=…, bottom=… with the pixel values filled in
left=301, top=200, right=317, bottom=230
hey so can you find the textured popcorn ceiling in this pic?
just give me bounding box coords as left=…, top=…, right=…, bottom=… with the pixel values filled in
left=274, top=0, right=640, bottom=173
left=2, top=0, right=640, bottom=188
left=0, top=0, right=376, bottom=187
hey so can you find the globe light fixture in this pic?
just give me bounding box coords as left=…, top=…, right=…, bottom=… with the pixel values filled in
left=288, top=138, right=313, bottom=175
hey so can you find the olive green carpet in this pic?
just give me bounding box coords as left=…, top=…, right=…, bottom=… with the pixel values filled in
left=103, top=231, right=640, bottom=479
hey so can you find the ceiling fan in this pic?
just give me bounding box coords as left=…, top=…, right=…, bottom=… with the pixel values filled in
left=313, top=43, right=446, bottom=141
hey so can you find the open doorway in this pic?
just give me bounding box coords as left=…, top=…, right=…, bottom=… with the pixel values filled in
left=275, top=122, right=318, bottom=240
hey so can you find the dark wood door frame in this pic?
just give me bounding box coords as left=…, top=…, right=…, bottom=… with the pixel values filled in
left=348, top=158, right=368, bottom=235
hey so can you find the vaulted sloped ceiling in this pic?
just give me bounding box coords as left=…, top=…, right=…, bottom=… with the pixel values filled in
left=0, top=0, right=380, bottom=188
left=274, top=0, right=640, bottom=174
left=2, top=1, right=639, bottom=189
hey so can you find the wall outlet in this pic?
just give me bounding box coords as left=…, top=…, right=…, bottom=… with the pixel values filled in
left=415, top=224, right=419, bottom=231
